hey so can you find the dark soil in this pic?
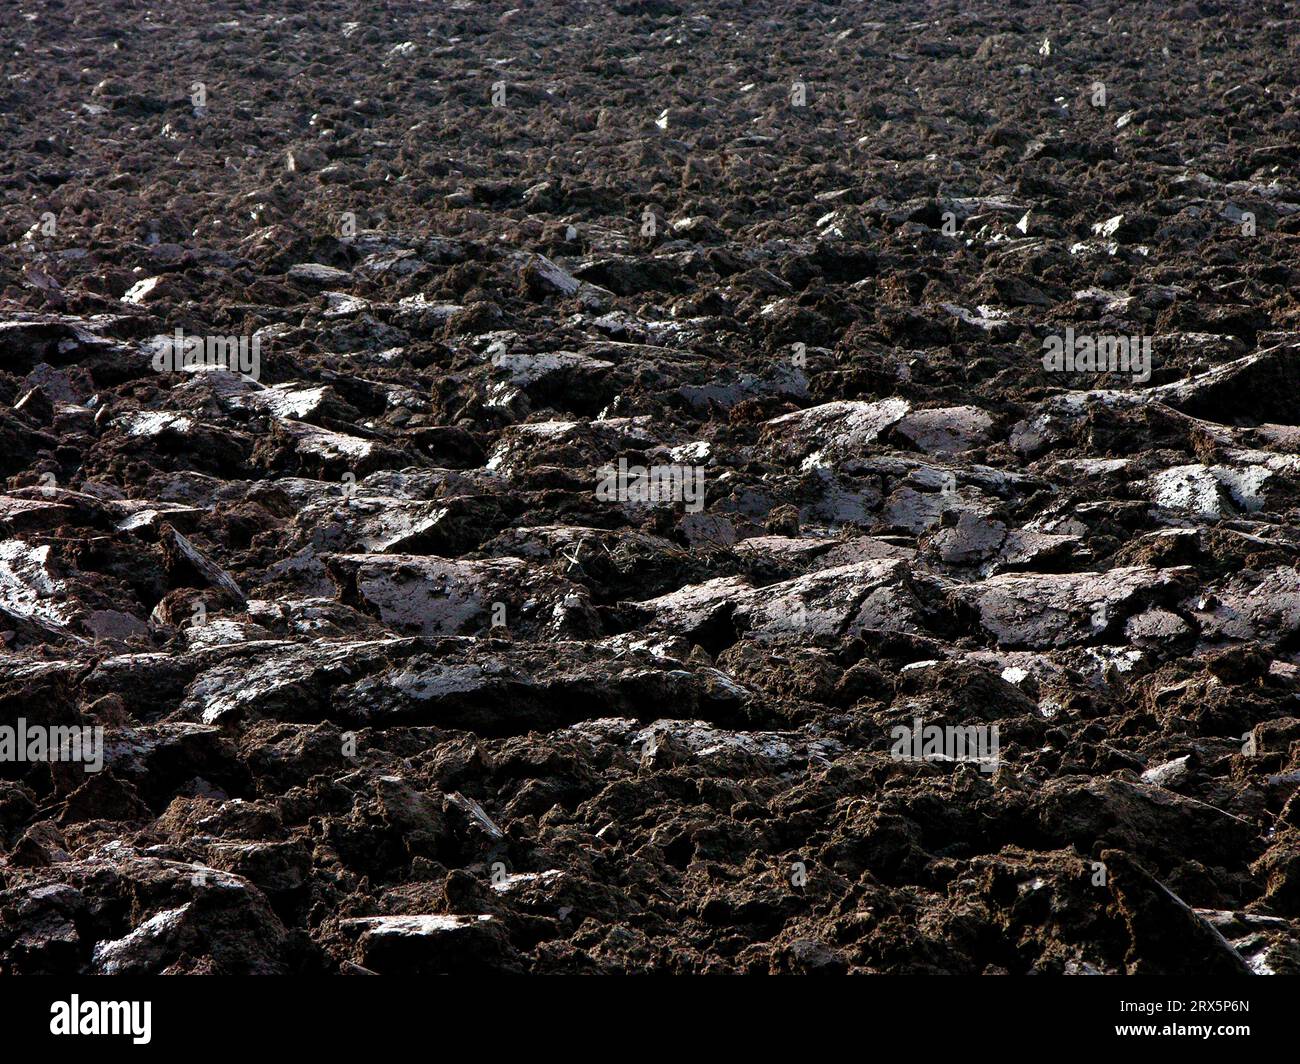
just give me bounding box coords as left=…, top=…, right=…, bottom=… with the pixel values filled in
left=1, top=0, right=1299, bottom=974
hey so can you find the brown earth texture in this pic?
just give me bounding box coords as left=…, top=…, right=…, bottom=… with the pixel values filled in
left=2, top=0, right=1300, bottom=975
